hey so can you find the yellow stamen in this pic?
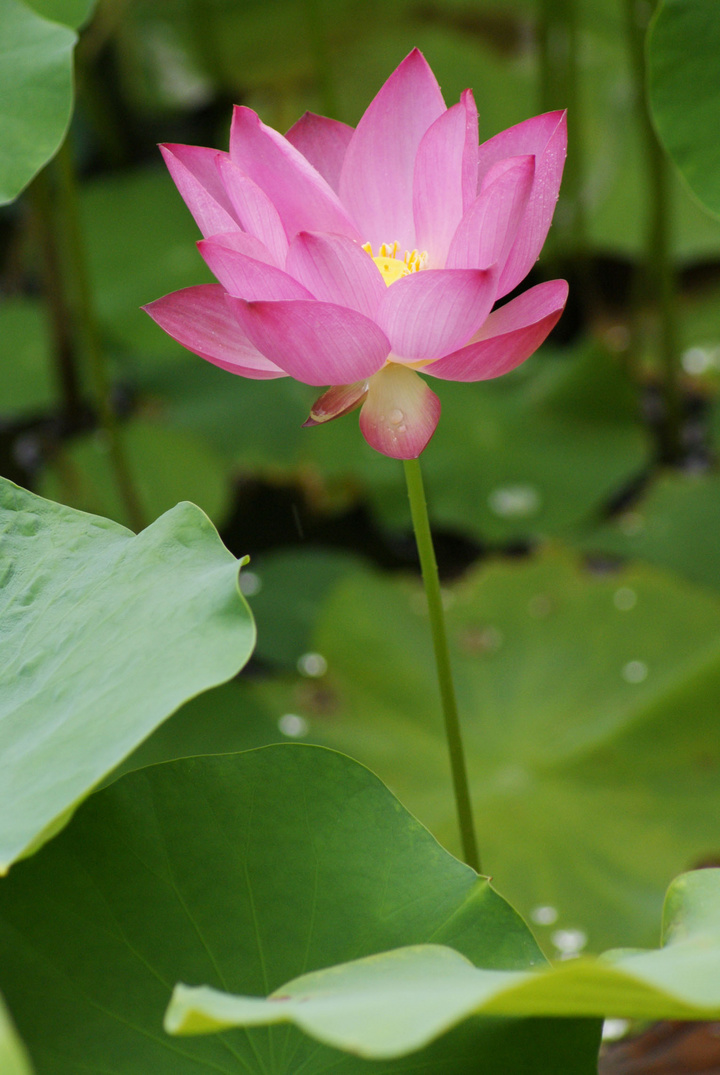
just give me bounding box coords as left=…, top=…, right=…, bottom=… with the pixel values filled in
left=404, top=248, right=428, bottom=273
left=362, top=241, right=428, bottom=287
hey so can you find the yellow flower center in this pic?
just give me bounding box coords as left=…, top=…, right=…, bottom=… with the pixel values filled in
left=362, top=241, right=428, bottom=286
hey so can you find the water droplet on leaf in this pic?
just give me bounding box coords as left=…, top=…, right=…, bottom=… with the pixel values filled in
left=531, top=905, right=558, bottom=925
left=622, top=659, right=648, bottom=683
left=488, top=485, right=541, bottom=519
left=613, top=587, right=637, bottom=611
left=551, top=928, right=587, bottom=958
left=240, top=571, right=262, bottom=596
left=602, top=1019, right=631, bottom=1042
left=278, top=713, right=309, bottom=738
left=297, top=652, right=327, bottom=678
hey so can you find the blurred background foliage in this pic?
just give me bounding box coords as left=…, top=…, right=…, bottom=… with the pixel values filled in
left=3, top=0, right=720, bottom=959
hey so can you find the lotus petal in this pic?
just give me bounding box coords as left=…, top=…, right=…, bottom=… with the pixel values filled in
left=427, top=280, right=568, bottom=381
left=285, top=232, right=386, bottom=317
left=477, top=111, right=567, bottom=296
left=142, top=285, right=285, bottom=378
left=413, top=90, right=479, bottom=268
left=303, top=381, right=370, bottom=426
left=377, top=268, right=496, bottom=361
left=160, top=144, right=238, bottom=238
left=227, top=297, right=390, bottom=385
left=216, top=157, right=288, bottom=266
left=230, top=106, right=359, bottom=241
left=198, top=238, right=312, bottom=300
left=446, top=156, right=535, bottom=273
left=339, top=49, right=446, bottom=251
left=285, top=112, right=354, bottom=193
left=359, top=364, right=441, bottom=458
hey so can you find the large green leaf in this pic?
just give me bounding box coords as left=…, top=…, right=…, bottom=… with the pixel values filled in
left=248, top=548, right=367, bottom=669
left=0, top=478, right=254, bottom=871
left=24, top=0, right=95, bottom=27
left=648, top=0, right=720, bottom=219
left=0, top=0, right=76, bottom=204
left=0, top=994, right=33, bottom=1075
left=0, top=746, right=600, bottom=1074
left=581, top=469, right=720, bottom=594
left=166, top=869, right=720, bottom=1057
left=250, top=549, right=720, bottom=952
left=105, top=678, right=278, bottom=784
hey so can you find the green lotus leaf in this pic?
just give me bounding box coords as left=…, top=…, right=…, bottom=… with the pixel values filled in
left=0, top=0, right=76, bottom=204
left=0, top=478, right=254, bottom=871
left=649, top=0, right=720, bottom=218
left=24, top=0, right=95, bottom=27
left=39, top=421, right=234, bottom=530
left=0, top=994, right=33, bottom=1075
left=0, top=746, right=600, bottom=1074
left=166, top=869, right=720, bottom=1058
left=250, top=548, right=720, bottom=952
left=581, top=470, right=720, bottom=594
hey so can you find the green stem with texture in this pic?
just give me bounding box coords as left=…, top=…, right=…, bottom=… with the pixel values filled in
left=52, top=137, right=146, bottom=531
left=537, top=0, right=586, bottom=261
left=624, top=0, right=681, bottom=461
left=403, top=457, right=481, bottom=873
left=28, top=168, right=84, bottom=425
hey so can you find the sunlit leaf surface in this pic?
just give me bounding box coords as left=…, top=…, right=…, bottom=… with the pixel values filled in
left=0, top=0, right=76, bottom=204
left=249, top=548, right=720, bottom=952
left=0, top=478, right=254, bottom=871
left=167, top=869, right=720, bottom=1057
left=0, top=746, right=600, bottom=1074
left=0, top=994, right=33, bottom=1075
left=582, top=470, right=720, bottom=594
left=649, top=0, right=720, bottom=219
left=24, top=0, right=95, bottom=27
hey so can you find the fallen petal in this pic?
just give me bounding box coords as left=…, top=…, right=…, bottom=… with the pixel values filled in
left=142, top=285, right=286, bottom=378
left=359, top=363, right=441, bottom=459
left=426, top=279, right=568, bottom=381
left=303, top=381, right=369, bottom=426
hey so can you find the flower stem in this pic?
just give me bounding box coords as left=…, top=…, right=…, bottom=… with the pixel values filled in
left=623, top=0, right=682, bottom=461
left=403, top=457, right=481, bottom=873
left=28, top=168, right=84, bottom=426
left=537, top=0, right=586, bottom=258
left=52, top=137, right=146, bottom=531
left=536, top=0, right=594, bottom=319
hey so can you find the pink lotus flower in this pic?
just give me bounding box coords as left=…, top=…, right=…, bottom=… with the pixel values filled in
left=144, top=49, right=567, bottom=459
